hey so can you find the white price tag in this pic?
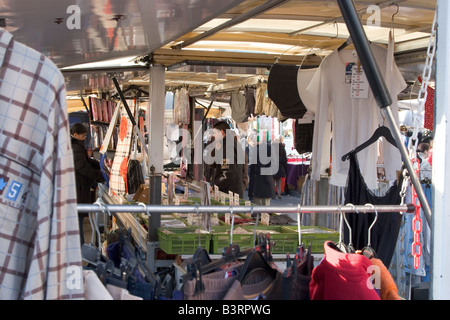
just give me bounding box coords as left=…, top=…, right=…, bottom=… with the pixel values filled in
left=351, top=64, right=369, bottom=99
left=214, top=185, right=219, bottom=201
left=229, top=191, right=234, bottom=206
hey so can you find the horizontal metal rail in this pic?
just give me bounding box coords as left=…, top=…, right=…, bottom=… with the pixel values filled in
left=77, top=203, right=415, bottom=215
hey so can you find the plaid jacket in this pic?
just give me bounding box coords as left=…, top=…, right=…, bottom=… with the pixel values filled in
left=0, top=28, right=84, bottom=299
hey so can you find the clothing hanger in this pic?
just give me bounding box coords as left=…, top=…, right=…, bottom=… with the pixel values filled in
left=191, top=203, right=212, bottom=269
left=337, top=36, right=353, bottom=52
left=335, top=204, right=350, bottom=253
left=185, top=205, right=245, bottom=296
left=342, top=204, right=356, bottom=253
left=237, top=245, right=277, bottom=284
left=237, top=209, right=277, bottom=284
left=361, top=203, right=378, bottom=259
left=81, top=200, right=105, bottom=264
left=341, top=125, right=398, bottom=161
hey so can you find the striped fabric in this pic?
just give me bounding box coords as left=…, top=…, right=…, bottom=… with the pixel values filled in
left=109, top=100, right=136, bottom=196
left=0, top=29, right=84, bottom=299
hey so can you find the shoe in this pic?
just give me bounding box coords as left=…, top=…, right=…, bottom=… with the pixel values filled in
left=277, top=195, right=282, bottom=199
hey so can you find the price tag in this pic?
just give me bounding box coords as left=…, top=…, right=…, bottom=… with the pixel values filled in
left=220, top=193, right=226, bottom=204
left=351, top=64, right=369, bottom=99
left=214, top=185, right=219, bottom=201
left=229, top=191, right=234, bottom=206
left=261, top=213, right=270, bottom=225
left=184, top=185, right=188, bottom=199
left=225, top=213, right=231, bottom=225
left=244, top=201, right=252, bottom=217
left=234, top=193, right=240, bottom=206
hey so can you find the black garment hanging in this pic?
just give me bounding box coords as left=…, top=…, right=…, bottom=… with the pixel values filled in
left=343, top=152, right=403, bottom=267
left=244, top=86, right=256, bottom=118
left=282, top=245, right=314, bottom=300
left=294, top=120, right=314, bottom=155
left=268, top=64, right=308, bottom=119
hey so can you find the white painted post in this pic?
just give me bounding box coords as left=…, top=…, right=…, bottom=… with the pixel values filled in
left=432, top=0, right=450, bottom=300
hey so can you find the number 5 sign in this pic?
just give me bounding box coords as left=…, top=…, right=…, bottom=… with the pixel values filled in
left=6, top=181, right=22, bottom=202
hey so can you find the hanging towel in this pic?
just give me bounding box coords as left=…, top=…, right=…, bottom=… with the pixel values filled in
left=109, top=101, right=136, bottom=196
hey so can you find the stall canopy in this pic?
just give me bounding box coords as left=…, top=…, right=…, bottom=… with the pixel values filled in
left=0, top=0, right=436, bottom=111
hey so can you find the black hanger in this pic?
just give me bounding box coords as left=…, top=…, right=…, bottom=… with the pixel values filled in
left=237, top=248, right=277, bottom=284
left=338, top=36, right=352, bottom=51
left=192, top=246, right=212, bottom=267
left=337, top=37, right=372, bottom=52
left=341, top=125, right=397, bottom=161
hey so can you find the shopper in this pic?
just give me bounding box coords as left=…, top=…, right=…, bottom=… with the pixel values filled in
left=417, top=142, right=432, bottom=183
left=272, top=136, right=288, bottom=199
left=209, top=121, right=245, bottom=198
left=421, top=135, right=433, bottom=166
left=70, top=122, right=105, bottom=244
left=248, top=138, right=275, bottom=206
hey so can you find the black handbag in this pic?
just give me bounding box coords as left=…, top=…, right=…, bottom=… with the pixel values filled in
left=127, top=159, right=145, bottom=194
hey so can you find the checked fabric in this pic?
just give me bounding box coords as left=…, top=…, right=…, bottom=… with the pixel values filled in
left=0, top=28, right=84, bottom=300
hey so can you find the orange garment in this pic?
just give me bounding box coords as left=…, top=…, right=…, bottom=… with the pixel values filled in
left=370, top=257, right=401, bottom=300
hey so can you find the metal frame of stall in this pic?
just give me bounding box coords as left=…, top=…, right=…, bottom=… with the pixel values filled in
left=101, top=0, right=446, bottom=299
left=78, top=201, right=416, bottom=273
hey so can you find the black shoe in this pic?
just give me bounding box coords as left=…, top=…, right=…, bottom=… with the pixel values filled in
left=277, top=195, right=282, bottom=199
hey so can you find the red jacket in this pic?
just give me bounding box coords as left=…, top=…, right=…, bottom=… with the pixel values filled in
left=309, top=241, right=381, bottom=300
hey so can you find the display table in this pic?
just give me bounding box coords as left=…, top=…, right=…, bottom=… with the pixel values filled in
left=286, top=157, right=310, bottom=190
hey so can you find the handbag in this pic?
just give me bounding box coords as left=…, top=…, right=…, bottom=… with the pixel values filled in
left=127, top=134, right=145, bottom=194
left=127, top=159, right=144, bottom=194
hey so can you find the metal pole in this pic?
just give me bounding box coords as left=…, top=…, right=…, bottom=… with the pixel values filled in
left=336, top=0, right=432, bottom=227
left=78, top=203, right=415, bottom=214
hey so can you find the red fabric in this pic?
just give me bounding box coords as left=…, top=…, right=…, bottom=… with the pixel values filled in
left=418, top=76, right=434, bottom=131
left=309, top=242, right=381, bottom=300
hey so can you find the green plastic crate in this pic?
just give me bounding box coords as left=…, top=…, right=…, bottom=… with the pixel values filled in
left=244, top=225, right=299, bottom=254
left=157, top=227, right=211, bottom=254
left=285, top=226, right=339, bottom=253
left=210, top=226, right=255, bottom=254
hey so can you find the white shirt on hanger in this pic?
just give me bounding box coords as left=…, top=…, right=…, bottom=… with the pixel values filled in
left=307, top=43, right=407, bottom=190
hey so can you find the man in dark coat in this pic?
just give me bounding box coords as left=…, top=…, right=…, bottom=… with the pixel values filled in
left=70, top=123, right=105, bottom=244
left=209, top=121, right=245, bottom=198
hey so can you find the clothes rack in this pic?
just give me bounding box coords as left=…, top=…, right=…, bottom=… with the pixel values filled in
left=77, top=203, right=415, bottom=215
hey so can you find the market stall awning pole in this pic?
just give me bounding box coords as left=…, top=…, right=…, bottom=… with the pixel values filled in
left=336, top=0, right=432, bottom=228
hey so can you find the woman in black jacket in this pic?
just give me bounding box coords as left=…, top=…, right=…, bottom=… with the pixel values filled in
left=272, top=137, right=288, bottom=199
left=70, top=123, right=105, bottom=244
